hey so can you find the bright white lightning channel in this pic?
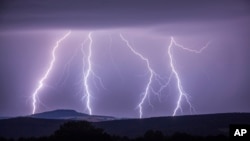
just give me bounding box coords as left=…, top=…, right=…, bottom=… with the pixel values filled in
left=168, top=37, right=210, bottom=116
left=83, top=32, right=94, bottom=115
left=120, top=33, right=165, bottom=118
left=80, top=32, right=105, bottom=115
left=32, top=31, right=71, bottom=114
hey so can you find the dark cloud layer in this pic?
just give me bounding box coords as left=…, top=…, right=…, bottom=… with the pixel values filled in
left=0, top=0, right=249, bottom=29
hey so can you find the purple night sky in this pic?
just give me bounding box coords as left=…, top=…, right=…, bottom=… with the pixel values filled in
left=0, top=0, right=250, bottom=118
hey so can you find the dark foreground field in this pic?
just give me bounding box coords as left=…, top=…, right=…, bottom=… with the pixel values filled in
left=0, top=112, right=250, bottom=141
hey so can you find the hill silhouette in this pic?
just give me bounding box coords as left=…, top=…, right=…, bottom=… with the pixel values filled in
left=93, top=113, right=250, bottom=137
left=30, top=109, right=88, bottom=119
left=1, top=120, right=229, bottom=141
left=0, top=112, right=250, bottom=139
left=0, top=117, right=65, bottom=138
left=29, top=109, right=115, bottom=121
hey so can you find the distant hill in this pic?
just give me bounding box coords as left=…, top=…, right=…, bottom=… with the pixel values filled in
left=30, top=109, right=88, bottom=119
left=29, top=109, right=115, bottom=122
left=0, top=112, right=250, bottom=139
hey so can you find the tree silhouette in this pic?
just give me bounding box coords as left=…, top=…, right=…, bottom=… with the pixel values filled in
left=141, top=130, right=165, bottom=141
left=0, top=121, right=230, bottom=141
left=51, top=121, right=110, bottom=141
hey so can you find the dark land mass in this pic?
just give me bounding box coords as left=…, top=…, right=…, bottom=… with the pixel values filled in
left=0, top=117, right=9, bottom=120
left=0, top=120, right=230, bottom=141
left=0, top=111, right=250, bottom=139
left=93, top=113, right=250, bottom=137
left=0, top=117, right=66, bottom=139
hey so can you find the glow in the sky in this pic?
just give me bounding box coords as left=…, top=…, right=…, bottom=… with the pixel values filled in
left=32, top=31, right=71, bottom=114
left=57, top=43, right=81, bottom=87
left=168, top=37, right=210, bottom=116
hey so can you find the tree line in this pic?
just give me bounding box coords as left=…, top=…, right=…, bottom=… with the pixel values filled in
left=0, top=121, right=228, bottom=141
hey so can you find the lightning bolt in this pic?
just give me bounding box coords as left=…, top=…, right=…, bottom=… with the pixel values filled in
left=31, top=30, right=210, bottom=118
left=83, top=32, right=94, bottom=115
left=80, top=32, right=106, bottom=115
left=168, top=37, right=211, bottom=116
left=32, top=30, right=71, bottom=114
left=120, top=33, right=166, bottom=118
